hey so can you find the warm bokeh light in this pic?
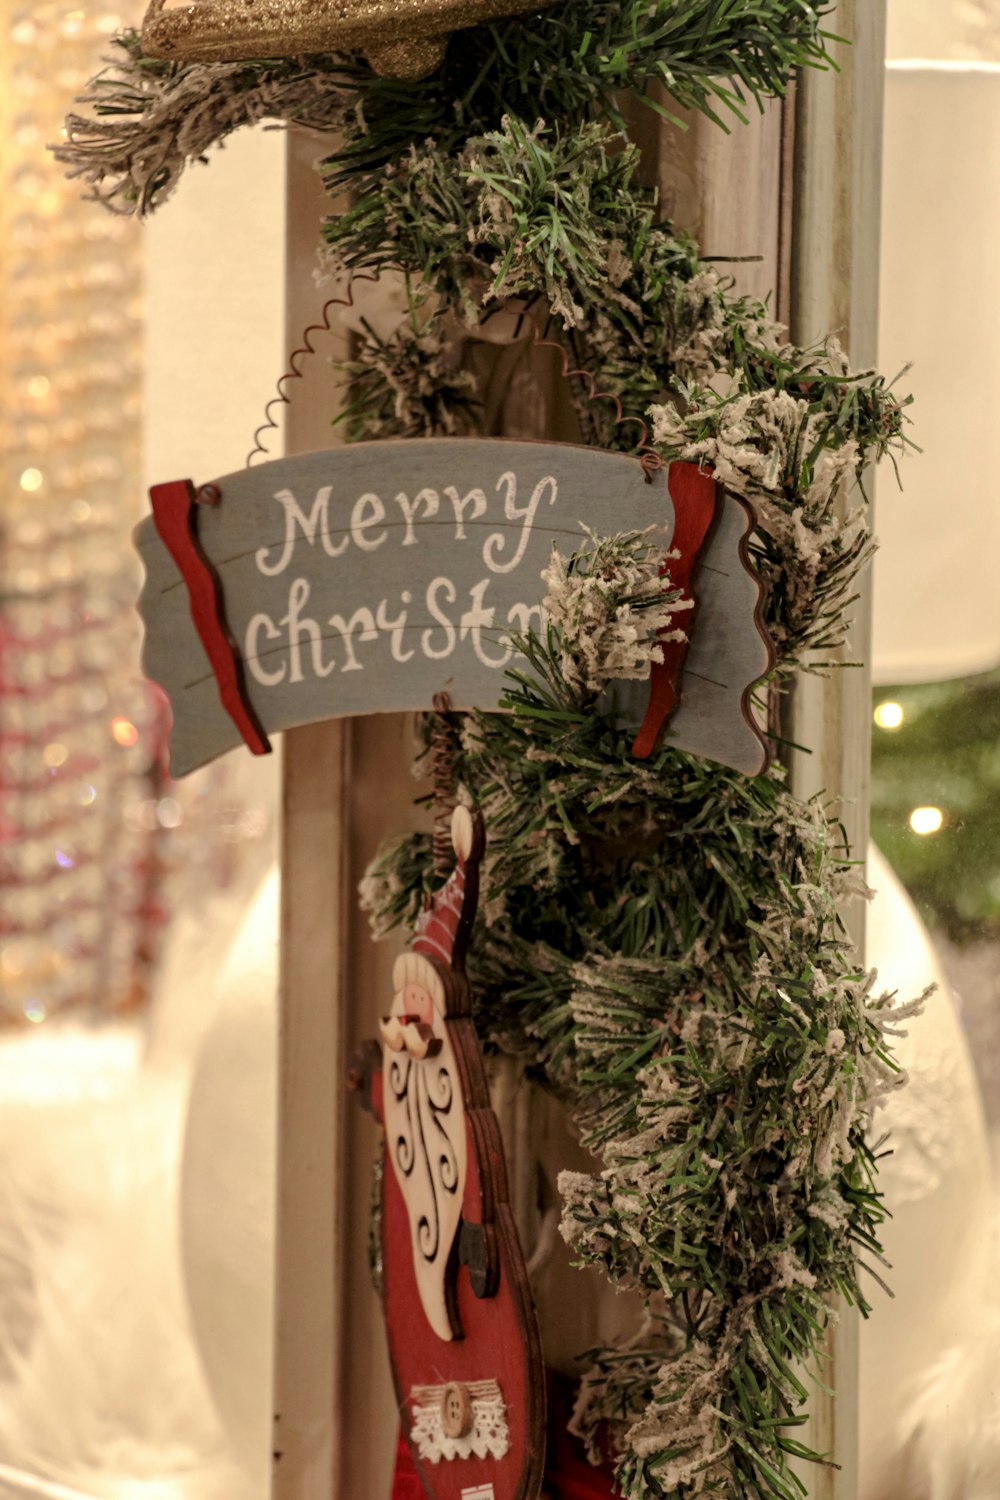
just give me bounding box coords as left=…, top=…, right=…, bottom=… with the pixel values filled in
left=0, top=947, right=25, bottom=979
left=19, top=467, right=44, bottom=492
left=43, top=742, right=68, bottom=768
left=874, top=700, right=905, bottom=730
left=909, top=806, right=944, bottom=836
left=110, top=716, right=139, bottom=747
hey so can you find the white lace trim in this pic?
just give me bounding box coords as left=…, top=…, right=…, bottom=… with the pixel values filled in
left=410, top=1380, right=510, bottom=1464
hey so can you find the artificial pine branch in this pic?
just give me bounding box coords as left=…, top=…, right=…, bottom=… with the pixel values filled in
left=55, top=32, right=358, bottom=212
left=320, top=117, right=908, bottom=677
left=58, top=2, right=836, bottom=213
left=361, top=599, right=927, bottom=1500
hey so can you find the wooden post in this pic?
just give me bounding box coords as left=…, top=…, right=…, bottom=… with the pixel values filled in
left=274, top=132, right=413, bottom=1500
left=785, top=5, right=888, bottom=1495
left=272, top=130, right=351, bottom=1500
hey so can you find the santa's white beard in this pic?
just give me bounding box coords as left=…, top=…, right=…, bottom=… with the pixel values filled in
left=383, top=1044, right=467, bottom=1343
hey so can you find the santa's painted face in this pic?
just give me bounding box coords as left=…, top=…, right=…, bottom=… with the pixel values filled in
left=399, top=980, right=435, bottom=1027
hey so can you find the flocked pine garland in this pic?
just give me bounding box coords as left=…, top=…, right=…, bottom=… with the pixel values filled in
left=59, top=6, right=919, bottom=1497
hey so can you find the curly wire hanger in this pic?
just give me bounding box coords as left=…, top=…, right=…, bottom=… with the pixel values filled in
left=525, top=312, right=664, bottom=482
left=248, top=274, right=663, bottom=479
left=245, top=272, right=379, bottom=467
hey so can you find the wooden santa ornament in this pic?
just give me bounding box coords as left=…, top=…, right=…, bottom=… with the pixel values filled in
left=350, top=804, right=545, bottom=1500
left=141, top=0, right=559, bottom=80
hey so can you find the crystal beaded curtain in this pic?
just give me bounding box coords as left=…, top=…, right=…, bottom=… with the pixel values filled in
left=0, top=0, right=163, bottom=1024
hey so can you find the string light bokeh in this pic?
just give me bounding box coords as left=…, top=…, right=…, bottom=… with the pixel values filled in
left=0, top=0, right=163, bottom=1024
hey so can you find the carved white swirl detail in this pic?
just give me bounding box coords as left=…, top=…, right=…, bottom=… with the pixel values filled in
left=383, top=1009, right=467, bottom=1341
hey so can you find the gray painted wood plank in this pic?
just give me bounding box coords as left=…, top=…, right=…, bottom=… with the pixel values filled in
left=137, top=440, right=772, bottom=778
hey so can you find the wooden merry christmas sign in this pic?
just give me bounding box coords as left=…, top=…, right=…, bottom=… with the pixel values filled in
left=135, top=439, right=773, bottom=777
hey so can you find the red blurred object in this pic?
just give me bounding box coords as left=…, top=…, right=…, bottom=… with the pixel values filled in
left=391, top=1429, right=426, bottom=1500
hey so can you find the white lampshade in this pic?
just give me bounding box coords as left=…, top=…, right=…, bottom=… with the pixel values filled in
left=872, top=60, right=1000, bottom=684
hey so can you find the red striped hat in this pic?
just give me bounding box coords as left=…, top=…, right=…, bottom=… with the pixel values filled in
left=392, top=807, right=481, bottom=1009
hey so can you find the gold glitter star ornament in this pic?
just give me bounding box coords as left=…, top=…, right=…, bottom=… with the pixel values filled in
left=141, top=0, right=559, bottom=79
